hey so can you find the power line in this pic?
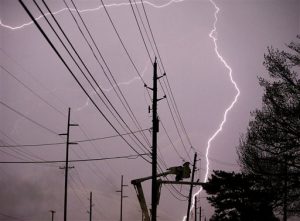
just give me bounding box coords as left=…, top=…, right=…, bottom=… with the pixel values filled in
left=140, top=0, right=165, bottom=72
left=98, top=0, right=148, bottom=87
left=23, top=0, right=152, bottom=192
left=137, top=0, right=194, bottom=153
left=124, top=0, right=195, bottom=200
left=0, top=64, right=66, bottom=118
left=2, top=47, right=125, bottom=184
left=0, top=128, right=150, bottom=148
left=1, top=38, right=121, bottom=179
left=0, top=212, right=26, bottom=221
left=162, top=75, right=194, bottom=148
left=65, top=0, right=151, bottom=149
left=69, top=174, right=89, bottom=210
left=128, top=0, right=154, bottom=63
left=0, top=101, right=58, bottom=136
left=98, top=2, right=193, bottom=171
left=0, top=148, right=26, bottom=161
left=127, top=0, right=193, bottom=160
left=0, top=153, right=149, bottom=164
left=38, top=0, right=151, bottom=157
left=160, top=120, right=185, bottom=161
left=125, top=0, right=193, bottom=166
left=0, top=130, right=56, bottom=165
left=70, top=139, right=118, bottom=189
left=19, top=0, right=150, bottom=163
left=77, top=125, right=119, bottom=178
left=0, top=48, right=68, bottom=110
left=132, top=0, right=156, bottom=58
left=160, top=93, right=191, bottom=161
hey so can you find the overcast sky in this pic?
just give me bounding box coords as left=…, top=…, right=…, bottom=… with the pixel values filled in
left=1, top=0, right=299, bottom=220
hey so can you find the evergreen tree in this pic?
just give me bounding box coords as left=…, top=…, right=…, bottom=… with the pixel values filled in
left=237, top=36, right=300, bottom=219
left=203, top=170, right=278, bottom=221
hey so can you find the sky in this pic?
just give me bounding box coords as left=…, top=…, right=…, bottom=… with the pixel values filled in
left=0, top=0, right=299, bottom=220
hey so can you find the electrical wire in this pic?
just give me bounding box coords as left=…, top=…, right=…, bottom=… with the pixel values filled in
left=0, top=101, right=58, bottom=136
left=69, top=174, right=89, bottom=209
left=37, top=0, right=150, bottom=157
left=0, top=212, right=26, bottom=221
left=127, top=0, right=154, bottom=64
left=140, top=0, right=165, bottom=72
left=2, top=57, right=123, bottom=186
left=0, top=153, right=149, bottom=164
left=70, top=141, right=118, bottom=189
left=19, top=0, right=151, bottom=163
left=127, top=0, right=193, bottom=161
left=0, top=65, right=66, bottom=118
left=0, top=132, right=39, bottom=161
left=160, top=120, right=185, bottom=161
left=65, top=0, right=151, bottom=148
left=0, top=48, right=68, bottom=109
left=0, top=131, right=57, bottom=168
left=132, top=0, right=156, bottom=57
left=0, top=128, right=150, bottom=148
left=1, top=47, right=122, bottom=179
left=142, top=0, right=194, bottom=153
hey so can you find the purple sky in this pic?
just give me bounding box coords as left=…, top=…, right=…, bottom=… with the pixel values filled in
left=1, top=0, right=299, bottom=220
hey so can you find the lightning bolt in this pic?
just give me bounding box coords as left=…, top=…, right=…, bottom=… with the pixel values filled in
left=0, top=0, right=184, bottom=30
left=182, top=0, right=240, bottom=220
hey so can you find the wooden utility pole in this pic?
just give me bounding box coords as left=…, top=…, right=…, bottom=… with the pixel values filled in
left=283, top=156, right=288, bottom=221
left=116, top=175, right=128, bottom=221
left=151, top=58, right=158, bottom=221
left=49, top=210, right=55, bottom=221
left=89, top=192, right=93, bottom=221
left=139, top=60, right=166, bottom=220
left=186, top=153, right=197, bottom=221
left=199, top=206, right=202, bottom=221
left=59, top=108, right=78, bottom=221
left=194, top=196, right=197, bottom=221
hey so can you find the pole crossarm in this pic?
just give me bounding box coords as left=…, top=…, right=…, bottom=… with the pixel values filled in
left=158, top=180, right=205, bottom=186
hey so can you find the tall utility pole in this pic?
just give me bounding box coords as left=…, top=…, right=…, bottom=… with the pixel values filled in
left=49, top=210, right=55, bottom=221
left=186, top=152, right=197, bottom=221
left=199, top=206, right=202, bottom=221
left=89, top=192, right=93, bottom=221
left=116, top=175, right=128, bottom=221
left=145, top=58, right=165, bottom=221
left=59, top=108, right=78, bottom=221
left=151, top=58, right=158, bottom=221
left=283, top=156, right=288, bottom=221
left=194, top=196, right=197, bottom=221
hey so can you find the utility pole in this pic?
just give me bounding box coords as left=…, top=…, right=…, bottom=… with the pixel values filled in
left=283, top=156, right=288, bottom=221
left=59, top=108, right=78, bottom=221
left=199, top=206, right=202, bottom=221
left=144, top=58, right=165, bottom=221
left=186, top=152, right=197, bottom=221
left=116, top=175, right=128, bottom=221
left=151, top=58, right=158, bottom=221
left=89, top=192, right=93, bottom=221
left=194, top=196, right=197, bottom=221
left=49, top=210, right=55, bottom=221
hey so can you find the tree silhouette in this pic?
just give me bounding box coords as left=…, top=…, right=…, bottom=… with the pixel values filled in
left=202, top=170, right=278, bottom=221
left=237, top=36, right=300, bottom=219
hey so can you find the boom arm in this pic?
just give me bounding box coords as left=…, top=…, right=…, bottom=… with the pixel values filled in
left=131, top=171, right=171, bottom=221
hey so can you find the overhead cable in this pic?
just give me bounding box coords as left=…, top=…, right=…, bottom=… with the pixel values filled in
left=0, top=153, right=149, bottom=164
left=18, top=0, right=151, bottom=163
